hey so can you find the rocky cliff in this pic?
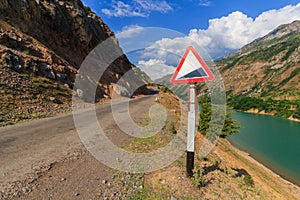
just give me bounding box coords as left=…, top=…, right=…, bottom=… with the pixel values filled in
left=0, top=0, right=114, bottom=67
left=0, top=0, right=148, bottom=126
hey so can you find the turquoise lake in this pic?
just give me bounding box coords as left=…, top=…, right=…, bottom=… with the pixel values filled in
left=228, top=112, right=300, bottom=186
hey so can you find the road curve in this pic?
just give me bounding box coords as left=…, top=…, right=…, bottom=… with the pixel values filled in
left=0, top=95, right=155, bottom=193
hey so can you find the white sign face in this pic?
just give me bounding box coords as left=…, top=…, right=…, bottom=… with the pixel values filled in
left=176, top=50, right=209, bottom=80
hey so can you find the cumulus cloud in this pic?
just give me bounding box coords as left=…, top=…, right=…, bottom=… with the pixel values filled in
left=101, top=0, right=173, bottom=17
left=142, top=36, right=212, bottom=65
left=116, top=25, right=145, bottom=39
left=148, top=3, right=300, bottom=59
left=116, top=3, right=300, bottom=80
left=137, top=59, right=175, bottom=80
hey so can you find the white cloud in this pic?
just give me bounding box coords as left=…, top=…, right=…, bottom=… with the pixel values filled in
left=135, top=0, right=172, bottom=13
left=101, top=0, right=173, bottom=17
left=146, top=3, right=300, bottom=59
left=101, top=1, right=145, bottom=17
left=142, top=36, right=211, bottom=63
left=198, top=0, right=212, bottom=7
left=137, top=59, right=175, bottom=80
left=117, top=3, right=300, bottom=80
left=116, top=25, right=145, bottom=39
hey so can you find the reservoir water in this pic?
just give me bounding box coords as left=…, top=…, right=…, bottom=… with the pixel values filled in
left=227, top=112, right=300, bottom=186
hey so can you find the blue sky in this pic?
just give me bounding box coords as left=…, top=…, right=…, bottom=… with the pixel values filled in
left=83, top=0, right=300, bottom=33
left=82, top=0, right=300, bottom=80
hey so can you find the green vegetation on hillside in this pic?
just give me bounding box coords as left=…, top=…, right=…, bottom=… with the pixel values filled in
left=215, top=22, right=300, bottom=120
left=244, top=34, right=300, bottom=62
left=228, top=96, right=300, bottom=119
left=219, top=56, right=241, bottom=72
left=218, top=33, right=300, bottom=74
left=157, top=84, right=174, bottom=94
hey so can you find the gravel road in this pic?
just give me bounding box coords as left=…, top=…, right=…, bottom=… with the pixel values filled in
left=0, top=95, right=156, bottom=199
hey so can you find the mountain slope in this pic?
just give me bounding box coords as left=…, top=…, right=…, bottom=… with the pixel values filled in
left=0, top=0, right=148, bottom=126
left=217, top=20, right=300, bottom=99
left=156, top=21, right=300, bottom=119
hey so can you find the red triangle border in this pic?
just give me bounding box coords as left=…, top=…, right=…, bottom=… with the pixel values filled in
left=171, top=46, right=214, bottom=84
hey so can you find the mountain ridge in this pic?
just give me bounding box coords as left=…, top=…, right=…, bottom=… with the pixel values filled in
left=156, top=20, right=300, bottom=119
left=217, top=20, right=300, bottom=99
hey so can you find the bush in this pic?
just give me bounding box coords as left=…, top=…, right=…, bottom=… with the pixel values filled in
left=243, top=174, right=254, bottom=187
left=198, top=97, right=240, bottom=138
left=191, top=165, right=208, bottom=188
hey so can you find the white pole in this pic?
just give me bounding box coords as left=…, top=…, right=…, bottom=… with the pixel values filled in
left=187, top=83, right=196, bottom=177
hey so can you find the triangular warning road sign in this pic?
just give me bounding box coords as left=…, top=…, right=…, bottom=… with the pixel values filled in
left=171, top=46, right=214, bottom=84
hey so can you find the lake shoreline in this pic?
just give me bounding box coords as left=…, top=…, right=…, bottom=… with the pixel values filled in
left=227, top=138, right=300, bottom=187
left=227, top=111, right=300, bottom=199
left=245, top=108, right=300, bottom=122
left=222, top=138, right=300, bottom=199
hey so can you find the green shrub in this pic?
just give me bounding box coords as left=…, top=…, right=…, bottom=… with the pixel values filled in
left=198, top=97, right=240, bottom=138
left=243, top=174, right=254, bottom=187
left=191, top=165, right=208, bottom=188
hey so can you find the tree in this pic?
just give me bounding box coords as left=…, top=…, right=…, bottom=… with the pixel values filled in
left=221, top=111, right=240, bottom=138
left=198, top=100, right=211, bottom=135
left=198, top=97, right=241, bottom=138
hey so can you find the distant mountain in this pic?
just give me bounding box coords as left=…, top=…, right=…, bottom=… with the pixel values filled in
left=156, top=20, right=300, bottom=102
left=0, top=0, right=148, bottom=126
left=132, top=66, right=153, bottom=84
left=155, top=74, right=189, bottom=100
left=217, top=20, right=300, bottom=99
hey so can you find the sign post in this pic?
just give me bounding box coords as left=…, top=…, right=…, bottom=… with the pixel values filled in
left=171, top=46, right=214, bottom=177
left=187, top=83, right=196, bottom=177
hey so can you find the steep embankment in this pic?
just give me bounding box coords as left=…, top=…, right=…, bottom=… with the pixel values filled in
left=0, top=0, right=148, bottom=126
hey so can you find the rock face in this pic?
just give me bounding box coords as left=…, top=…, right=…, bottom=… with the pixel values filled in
left=0, top=0, right=149, bottom=125
left=0, top=0, right=113, bottom=67
left=0, top=0, right=148, bottom=100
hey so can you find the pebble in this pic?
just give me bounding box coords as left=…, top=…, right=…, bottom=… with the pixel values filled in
left=75, top=192, right=80, bottom=196
left=13, top=192, right=20, bottom=197
left=61, top=178, right=66, bottom=181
